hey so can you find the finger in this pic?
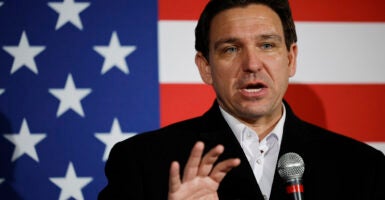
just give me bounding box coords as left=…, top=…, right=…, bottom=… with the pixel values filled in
left=168, top=161, right=181, bottom=193
left=210, top=158, right=241, bottom=183
left=182, top=141, right=205, bottom=182
left=197, top=144, right=224, bottom=176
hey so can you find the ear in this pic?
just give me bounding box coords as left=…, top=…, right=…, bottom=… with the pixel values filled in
left=288, top=43, right=298, bottom=77
left=195, top=52, right=213, bottom=85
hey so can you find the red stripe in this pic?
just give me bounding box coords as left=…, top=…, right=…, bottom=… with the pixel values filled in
left=158, top=0, right=385, bottom=22
left=290, top=0, right=385, bottom=22
left=160, top=84, right=385, bottom=142
left=285, top=84, right=385, bottom=142
left=160, top=84, right=215, bottom=127
left=286, top=184, right=304, bottom=194
left=158, top=0, right=207, bottom=20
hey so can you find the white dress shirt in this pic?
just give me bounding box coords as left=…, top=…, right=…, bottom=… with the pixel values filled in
left=220, top=105, right=286, bottom=200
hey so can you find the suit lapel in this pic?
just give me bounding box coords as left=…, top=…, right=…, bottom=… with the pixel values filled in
left=270, top=102, right=308, bottom=200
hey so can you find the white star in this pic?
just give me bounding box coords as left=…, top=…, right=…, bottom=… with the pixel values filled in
left=48, top=0, right=90, bottom=30
left=0, top=89, right=4, bottom=95
left=2, top=31, right=46, bottom=74
left=93, top=31, right=136, bottom=75
left=0, top=178, right=4, bottom=184
left=95, top=118, right=136, bottom=161
left=49, top=162, right=93, bottom=200
left=3, top=118, right=47, bottom=162
left=0, top=2, right=3, bottom=7
left=49, top=74, right=92, bottom=117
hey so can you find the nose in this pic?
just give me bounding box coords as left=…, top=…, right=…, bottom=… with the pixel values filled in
left=241, top=47, right=262, bottom=73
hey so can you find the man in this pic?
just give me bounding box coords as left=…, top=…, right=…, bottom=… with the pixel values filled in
left=99, top=0, right=385, bottom=199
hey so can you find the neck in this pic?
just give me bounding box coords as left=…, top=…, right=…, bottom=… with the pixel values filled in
left=238, top=106, right=283, bottom=141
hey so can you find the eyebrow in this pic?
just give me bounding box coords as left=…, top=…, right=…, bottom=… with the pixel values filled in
left=259, top=34, right=283, bottom=42
left=213, top=37, right=239, bottom=50
left=213, top=34, right=283, bottom=50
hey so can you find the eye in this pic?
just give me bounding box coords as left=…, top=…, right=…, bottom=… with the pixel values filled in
left=223, top=46, right=238, bottom=54
left=261, top=43, right=274, bottom=50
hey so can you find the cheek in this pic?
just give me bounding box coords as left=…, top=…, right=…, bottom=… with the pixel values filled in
left=211, top=70, right=231, bottom=90
left=263, top=58, right=292, bottom=91
left=266, top=54, right=291, bottom=75
left=211, top=59, right=239, bottom=80
left=211, top=66, right=238, bottom=94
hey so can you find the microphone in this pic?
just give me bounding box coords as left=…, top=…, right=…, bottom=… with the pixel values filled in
left=277, top=152, right=305, bottom=200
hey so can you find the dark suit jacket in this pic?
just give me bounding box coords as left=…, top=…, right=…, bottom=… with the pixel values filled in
left=99, top=101, right=385, bottom=200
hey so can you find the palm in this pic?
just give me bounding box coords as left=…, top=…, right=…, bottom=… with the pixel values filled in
left=169, top=176, right=219, bottom=200
left=168, top=142, right=240, bottom=200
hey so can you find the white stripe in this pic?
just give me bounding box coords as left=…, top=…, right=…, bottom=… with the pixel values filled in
left=294, top=22, right=385, bottom=84
left=159, top=21, right=385, bottom=84
left=158, top=21, right=200, bottom=83
left=367, top=142, right=385, bottom=155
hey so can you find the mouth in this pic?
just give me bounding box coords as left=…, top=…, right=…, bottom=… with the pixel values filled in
left=241, top=82, right=266, bottom=92
left=239, top=82, right=267, bottom=97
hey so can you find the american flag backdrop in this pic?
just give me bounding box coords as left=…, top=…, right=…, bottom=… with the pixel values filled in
left=0, top=0, right=384, bottom=199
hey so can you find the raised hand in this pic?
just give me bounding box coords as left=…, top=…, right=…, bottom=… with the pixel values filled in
left=168, top=141, right=241, bottom=200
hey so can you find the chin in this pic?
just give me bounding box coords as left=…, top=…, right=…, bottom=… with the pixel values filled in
left=239, top=102, right=274, bottom=115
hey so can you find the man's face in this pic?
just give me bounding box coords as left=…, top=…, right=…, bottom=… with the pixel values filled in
left=196, top=4, right=297, bottom=124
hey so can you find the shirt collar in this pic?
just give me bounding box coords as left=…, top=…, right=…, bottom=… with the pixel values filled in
left=219, top=104, right=286, bottom=146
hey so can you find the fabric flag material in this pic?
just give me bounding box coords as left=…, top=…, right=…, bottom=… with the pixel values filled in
left=0, top=0, right=158, bottom=199
left=0, top=0, right=384, bottom=199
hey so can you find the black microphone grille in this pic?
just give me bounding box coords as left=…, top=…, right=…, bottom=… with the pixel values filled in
left=277, top=152, right=305, bottom=181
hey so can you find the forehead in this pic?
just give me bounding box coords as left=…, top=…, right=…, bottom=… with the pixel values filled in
left=209, top=4, right=284, bottom=42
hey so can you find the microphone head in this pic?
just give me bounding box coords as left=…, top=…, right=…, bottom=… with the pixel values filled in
left=278, top=152, right=305, bottom=181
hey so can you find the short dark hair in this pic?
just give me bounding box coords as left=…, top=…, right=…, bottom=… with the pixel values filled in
left=195, top=0, right=297, bottom=60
